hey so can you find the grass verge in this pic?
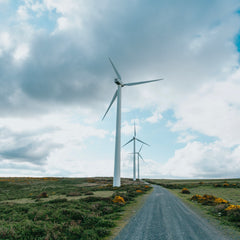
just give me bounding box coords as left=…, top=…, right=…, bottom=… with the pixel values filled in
left=147, top=178, right=240, bottom=240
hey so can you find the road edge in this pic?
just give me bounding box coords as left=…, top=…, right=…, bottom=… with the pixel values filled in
left=105, top=187, right=154, bottom=240
left=167, top=188, right=240, bottom=240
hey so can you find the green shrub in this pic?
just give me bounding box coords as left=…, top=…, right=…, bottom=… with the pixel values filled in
left=48, top=198, right=67, bottom=204
left=84, top=191, right=94, bottom=196
left=66, top=192, right=82, bottom=197
left=95, top=227, right=111, bottom=237
left=81, top=229, right=99, bottom=240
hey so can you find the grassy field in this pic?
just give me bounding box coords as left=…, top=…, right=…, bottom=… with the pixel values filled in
left=0, top=177, right=152, bottom=240
left=147, top=178, right=240, bottom=233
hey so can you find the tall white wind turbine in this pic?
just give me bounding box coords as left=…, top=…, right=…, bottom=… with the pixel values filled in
left=123, top=123, right=149, bottom=181
left=102, top=58, right=163, bottom=187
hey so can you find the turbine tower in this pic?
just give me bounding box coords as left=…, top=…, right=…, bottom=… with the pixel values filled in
left=123, top=123, right=149, bottom=181
left=102, top=58, right=163, bottom=187
left=136, top=144, right=144, bottom=180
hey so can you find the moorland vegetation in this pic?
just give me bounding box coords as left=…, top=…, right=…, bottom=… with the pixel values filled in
left=0, top=177, right=151, bottom=239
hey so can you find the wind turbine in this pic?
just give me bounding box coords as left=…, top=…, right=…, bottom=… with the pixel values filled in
left=123, top=123, right=149, bottom=181
left=136, top=144, right=144, bottom=180
left=102, top=58, right=163, bottom=187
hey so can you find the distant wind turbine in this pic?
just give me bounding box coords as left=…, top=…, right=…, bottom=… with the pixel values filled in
left=123, top=123, right=149, bottom=181
left=102, top=58, right=163, bottom=187
left=136, top=144, right=144, bottom=180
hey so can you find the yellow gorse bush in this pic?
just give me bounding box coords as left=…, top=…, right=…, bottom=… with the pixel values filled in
left=136, top=190, right=143, bottom=193
left=214, top=198, right=228, bottom=204
left=181, top=188, right=190, bottom=194
left=225, top=204, right=240, bottom=211
left=223, top=183, right=229, bottom=187
left=112, top=196, right=125, bottom=204
left=191, top=194, right=228, bottom=205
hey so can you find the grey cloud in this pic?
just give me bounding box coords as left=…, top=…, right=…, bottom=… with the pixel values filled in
left=0, top=0, right=239, bottom=117
left=20, top=33, right=107, bottom=104
left=0, top=142, right=60, bottom=165
left=0, top=127, right=62, bottom=165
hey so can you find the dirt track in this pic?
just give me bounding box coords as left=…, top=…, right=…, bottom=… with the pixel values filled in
left=114, top=185, right=232, bottom=240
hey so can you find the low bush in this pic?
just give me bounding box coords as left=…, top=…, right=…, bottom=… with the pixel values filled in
left=181, top=188, right=190, bottom=194
left=37, top=192, right=48, bottom=198
left=66, top=192, right=82, bottom=197
left=48, top=198, right=67, bottom=204
left=214, top=204, right=228, bottom=216
left=191, top=194, right=228, bottom=206
left=112, top=196, right=125, bottom=204
left=223, top=183, right=229, bottom=187
left=224, top=205, right=240, bottom=222
left=84, top=191, right=94, bottom=196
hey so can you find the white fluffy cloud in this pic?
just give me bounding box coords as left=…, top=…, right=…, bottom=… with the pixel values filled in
left=169, top=71, right=240, bottom=147
left=161, top=141, right=240, bottom=178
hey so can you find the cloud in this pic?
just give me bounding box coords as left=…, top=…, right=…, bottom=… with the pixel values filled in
left=145, top=111, right=163, bottom=123
left=177, top=132, right=197, bottom=143
left=121, top=120, right=141, bottom=136
left=169, top=72, right=240, bottom=147
left=0, top=0, right=239, bottom=117
left=0, top=1, right=240, bottom=177
left=161, top=141, right=240, bottom=178
left=0, top=126, right=61, bottom=165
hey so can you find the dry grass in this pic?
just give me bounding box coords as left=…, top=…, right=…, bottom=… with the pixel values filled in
left=1, top=191, right=115, bottom=204
left=170, top=186, right=240, bottom=205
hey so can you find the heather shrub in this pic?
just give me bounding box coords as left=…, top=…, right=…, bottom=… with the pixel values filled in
left=37, top=192, right=48, bottom=198
left=66, top=192, right=82, bottom=197
left=48, top=198, right=67, bottom=204
left=214, top=204, right=228, bottom=216
left=84, top=191, right=94, bottom=196
left=95, top=227, right=111, bottom=237
left=225, top=205, right=240, bottom=222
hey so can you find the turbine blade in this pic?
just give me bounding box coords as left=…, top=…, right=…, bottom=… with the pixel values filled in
left=135, top=138, right=150, bottom=146
left=139, top=144, right=143, bottom=153
left=109, top=58, right=122, bottom=80
left=139, top=153, right=145, bottom=162
left=124, top=78, right=163, bottom=86
left=122, top=138, right=134, bottom=147
left=134, top=122, right=136, bottom=137
left=102, top=90, right=117, bottom=120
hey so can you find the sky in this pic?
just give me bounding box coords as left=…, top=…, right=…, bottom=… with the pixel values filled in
left=0, top=0, right=240, bottom=179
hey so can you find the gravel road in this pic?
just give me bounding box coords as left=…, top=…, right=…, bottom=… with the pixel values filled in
left=114, top=185, right=230, bottom=240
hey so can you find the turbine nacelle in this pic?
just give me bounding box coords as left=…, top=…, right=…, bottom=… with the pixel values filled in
left=114, top=79, right=123, bottom=86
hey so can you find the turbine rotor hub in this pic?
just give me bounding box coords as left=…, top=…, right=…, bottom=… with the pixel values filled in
left=114, top=79, right=122, bottom=86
